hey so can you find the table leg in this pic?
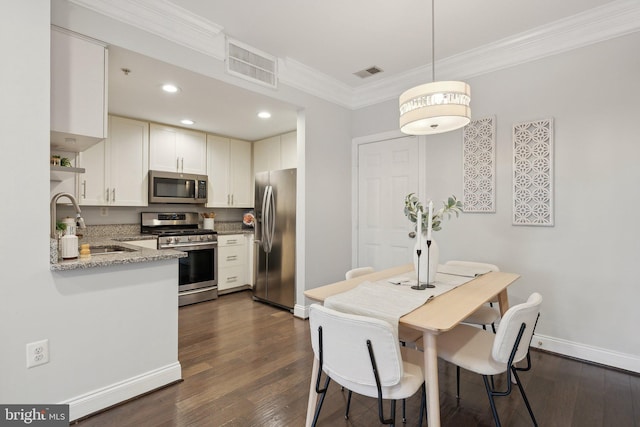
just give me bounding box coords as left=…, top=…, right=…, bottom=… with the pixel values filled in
left=305, top=356, right=319, bottom=427
left=423, top=331, right=441, bottom=427
left=496, top=289, right=510, bottom=316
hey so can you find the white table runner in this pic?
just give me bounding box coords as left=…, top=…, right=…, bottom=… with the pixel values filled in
left=324, top=267, right=480, bottom=336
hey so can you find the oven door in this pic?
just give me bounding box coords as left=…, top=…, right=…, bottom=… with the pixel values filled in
left=176, top=244, right=218, bottom=305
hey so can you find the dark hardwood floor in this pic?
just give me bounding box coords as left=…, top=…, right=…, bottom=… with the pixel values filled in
left=76, top=291, right=640, bottom=426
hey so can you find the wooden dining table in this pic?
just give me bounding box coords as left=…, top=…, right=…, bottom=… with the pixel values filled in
left=303, top=263, right=520, bottom=427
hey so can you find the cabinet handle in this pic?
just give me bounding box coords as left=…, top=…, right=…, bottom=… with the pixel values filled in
left=227, top=194, right=230, bottom=205
left=82, top=180, right=87, bottom=199
left=226, top=255, right=238, bottom=261
left=106, top=188, right=110, bottom=202
left=176, top=157, right=180, bottom=172
left=231, top=194, right=234, bottom=205
left=112, top=188, right=116, bottom=203
left=181, top=157, right=184, bottom=172
left=227, top=276, right=238, bottom=282
left=227, top=240, right=238, bottom=245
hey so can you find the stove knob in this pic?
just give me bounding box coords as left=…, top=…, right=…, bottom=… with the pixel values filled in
left=208, top=235, right=214, bottom=241
left=187, top=236, right=193, bottom=242
left=200, top=235, right=206, bottom=241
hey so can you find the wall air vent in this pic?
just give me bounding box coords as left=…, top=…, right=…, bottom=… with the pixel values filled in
left=354, top=66, right=384, bottom=78
left=226, top=38, right=278, bottom=89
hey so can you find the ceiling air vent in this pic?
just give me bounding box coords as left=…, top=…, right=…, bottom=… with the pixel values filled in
left=354, top=66, right=384, bottom=79
left=226, top=38, right=277, bottom=89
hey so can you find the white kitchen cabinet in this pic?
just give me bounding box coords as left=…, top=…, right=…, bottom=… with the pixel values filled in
left=218, top=234, right=249, bottom=293
left=206, top=135, right=252, bottom=208
left=50, top=27, right=108, bottom=152
left=280, top=131, right=297, bottom=170
left=149, top=124, right=207, bottom=175
left=253, top=131, right=297, bottom=174
left=79, top=116, right=149, bottom=206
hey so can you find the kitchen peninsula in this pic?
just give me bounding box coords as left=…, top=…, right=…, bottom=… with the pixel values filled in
left=49, top=232, right=185, bottom=420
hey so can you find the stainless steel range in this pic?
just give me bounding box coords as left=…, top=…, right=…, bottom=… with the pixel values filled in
left=141, top=212, right=218, bottom=306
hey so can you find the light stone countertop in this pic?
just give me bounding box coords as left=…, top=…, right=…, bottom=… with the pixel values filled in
left=49, top=222, right=253, bottom=271
left=50, top=235, right=185, bottom=271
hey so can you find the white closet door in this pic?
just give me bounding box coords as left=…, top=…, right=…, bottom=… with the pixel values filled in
left=357, top=136, right=419, bottom=270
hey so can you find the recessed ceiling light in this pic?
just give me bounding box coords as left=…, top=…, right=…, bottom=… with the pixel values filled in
left=162, top=84, right=179, bottom=93
left=181, top=119, right=195, bottom=125
left=258, top=111, right=271, bottom=119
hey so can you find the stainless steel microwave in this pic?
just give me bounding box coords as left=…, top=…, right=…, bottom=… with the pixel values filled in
left=148, top=170, right=208, bottom=204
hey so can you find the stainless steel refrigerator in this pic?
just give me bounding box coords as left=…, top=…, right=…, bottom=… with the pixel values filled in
left=253, top=168, right=296, bottom=310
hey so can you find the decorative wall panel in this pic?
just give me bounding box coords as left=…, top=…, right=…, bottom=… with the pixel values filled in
left=462, top=116, right=495, bottom=212
left=512, top=118, right=554, bottom=226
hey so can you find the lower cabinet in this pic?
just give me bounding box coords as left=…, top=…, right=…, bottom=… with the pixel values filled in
left=218, top=234, right=249, bottom=293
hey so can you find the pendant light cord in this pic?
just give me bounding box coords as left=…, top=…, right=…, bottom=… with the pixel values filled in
left=431, top=0, right=435, bottom=82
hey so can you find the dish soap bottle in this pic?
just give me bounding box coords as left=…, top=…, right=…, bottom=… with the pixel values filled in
left=60, top=224, right=79, bottom=260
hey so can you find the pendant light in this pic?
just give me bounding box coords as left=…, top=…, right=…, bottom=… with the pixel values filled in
left=399, top=0, right=471, bottom=135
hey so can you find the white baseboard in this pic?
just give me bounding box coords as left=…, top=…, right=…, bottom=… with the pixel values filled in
left=64, top=362, right=182, bottom=421
left=533, top=334, right=640, bottom=373
left=293, top=303, right=308, bottom=319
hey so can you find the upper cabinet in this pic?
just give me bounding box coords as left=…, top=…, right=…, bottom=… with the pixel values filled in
left=149, top=124, right=207, bottom=175
left=79, top=116, right=149, bottom=206
left=50, top=27, right=108, bottom=152
left=253, top=131, right=297, bottom=174
left=207, top=135, right=253, bottom=208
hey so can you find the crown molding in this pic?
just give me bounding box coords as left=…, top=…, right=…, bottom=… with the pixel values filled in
left=278, top=57, right=354, bottom=108
left=67, top=0, right=640, bottom=110
left=68, top=0, right=226, bottom=59
left=350, top=0, right=640, bottom=108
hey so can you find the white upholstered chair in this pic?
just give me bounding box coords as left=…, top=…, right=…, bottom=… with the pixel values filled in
left=309, top=304, right=427, bottom=427
left=345, top=266, right=375, bottom=280
left=445, top=260, right=501, bottom=332
left=437, top=292, right=542, bottom=427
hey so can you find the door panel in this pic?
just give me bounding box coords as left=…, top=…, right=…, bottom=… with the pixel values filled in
left=357, top=136, right=419, bottom=270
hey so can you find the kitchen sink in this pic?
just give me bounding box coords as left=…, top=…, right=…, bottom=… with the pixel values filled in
left=89, top=245, right=137, bottom=255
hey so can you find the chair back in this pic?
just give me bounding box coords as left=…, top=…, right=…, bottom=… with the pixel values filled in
left=309, top=304, right=403, bottom=387
left=345, top=266, right=375, bottom=280
left=492, top=293, right=542, bottom=364
left=445, top=260, right=500, bottom=272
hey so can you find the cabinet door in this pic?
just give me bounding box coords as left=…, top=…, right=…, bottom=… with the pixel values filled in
left=178, top=129, right=207, bottom=175
left=280, top=131, right=297, bottom=169
left=108, top=116, right=149, bottom=206
left=206, top=135, right=231, bottom=207
left=78, top=140, right=107, bottom=205
left=229, top=139, right=253, bottom=207
left=253, top=135, right=281, bottom=174
left=149, top=124, right=179, bottom=172
left=50, top=29, right=106, bottom=142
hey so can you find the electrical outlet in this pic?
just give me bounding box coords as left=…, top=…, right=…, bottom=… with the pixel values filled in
left=26, top=339, right=49, bottom=368
left=100, top=207, right=109, bottom=216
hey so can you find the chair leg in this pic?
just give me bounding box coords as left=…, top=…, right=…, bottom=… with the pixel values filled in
left=312, top=376, right=331, bottom=427
left=402, top=398, right=406, bottom=423
left=389, top=400, right=396, bottom=427
left=419, top=383, right=427, bottom=426
left=344, top=389, right=353, bottom=419
left=482, top=375, right=502, bottom=427
left=456, top=365, right=461, bottom=398
left=512, top=367, right=538, bottom=426
left=491, top=322, right=497, bottom=333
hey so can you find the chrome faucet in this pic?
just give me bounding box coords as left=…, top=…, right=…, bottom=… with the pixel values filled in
left=50, top=192, right=86, bottom=238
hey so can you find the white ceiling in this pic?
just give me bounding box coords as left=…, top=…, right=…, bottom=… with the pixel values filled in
left=97, top=0, right=631, bottom=141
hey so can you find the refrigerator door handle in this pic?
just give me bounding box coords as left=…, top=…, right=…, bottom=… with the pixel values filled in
left=261, top=185, right=271, bottom=252
left=267, top=186, right=276, bottom=252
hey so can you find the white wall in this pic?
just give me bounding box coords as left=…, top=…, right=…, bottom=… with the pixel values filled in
left=0, top=4, right=182, bottom=419
left=352, top=32, right=640, bottom=371
left=0, top=0, right=354, bottom=415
